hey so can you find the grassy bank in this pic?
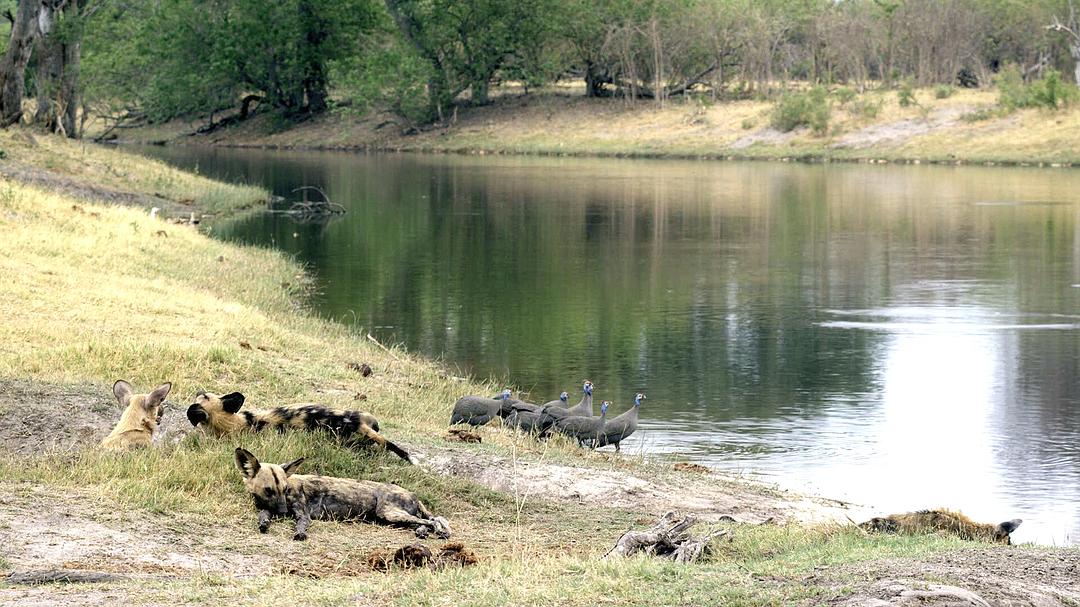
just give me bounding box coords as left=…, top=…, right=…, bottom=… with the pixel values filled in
left=116, top=85, right=1080, bottom=167
left=0, top=132, right=1075, bottom=606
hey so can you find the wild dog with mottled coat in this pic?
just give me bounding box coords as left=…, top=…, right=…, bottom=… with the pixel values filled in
left=101, top=380, right=171, bottom=450
left=860, top=509, right=1022, bottom=544
left=186, top=391, right=414, bottom=464
left=234, top=448, right=450, bottom=541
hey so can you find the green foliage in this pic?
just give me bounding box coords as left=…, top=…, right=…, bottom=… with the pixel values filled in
left=83, top=0, right=378, bottom=121
left=849, top=96, right=883, bottom=119
left=998, top=66, right=1077, bottom=111
left=934, top=84, right=955, bottom=99
left=897, top=80, right=917, bottom=108
left=1028, top=69, right=1076, bottom=109
left=771, top=87, right=831, bottom=135
left=834, top=87, right=857, bottom=106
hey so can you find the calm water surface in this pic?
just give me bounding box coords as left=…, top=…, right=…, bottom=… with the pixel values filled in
left=139, top=146, right=1080, bottom=545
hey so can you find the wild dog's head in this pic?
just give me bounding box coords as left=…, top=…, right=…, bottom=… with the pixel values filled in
left=112, top=380, right=171, bottom=432
left=187, top=391, right=247, bottom=436
left=234, top=448, right=305, bottom=518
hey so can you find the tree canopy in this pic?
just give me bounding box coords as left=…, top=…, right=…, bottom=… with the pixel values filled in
left=1, top=0, right=1079, bottom=133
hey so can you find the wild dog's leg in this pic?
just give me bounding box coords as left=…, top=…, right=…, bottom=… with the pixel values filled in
left=290, top=501, right=312, bottom=541
left=258, top=509, right=272, bottom=533
left=376, top=496, right=451, bottom=539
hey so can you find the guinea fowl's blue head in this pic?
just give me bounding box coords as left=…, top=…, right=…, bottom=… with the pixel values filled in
left=600, top=401, right=610, bottom=414
left=634, top=393, right=646, bottom=407
left=560, top=391, right=569, bottom=403
left=583, top=380, right=593, bottom=395
left=501, top=389, right=512, bottom=400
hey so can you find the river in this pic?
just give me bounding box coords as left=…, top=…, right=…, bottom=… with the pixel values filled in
left=137, top=145, right=1080, bottom=545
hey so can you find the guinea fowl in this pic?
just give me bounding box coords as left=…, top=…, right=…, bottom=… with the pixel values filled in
left=541, top=391, right=569, bottom=410
left=537, top=381, right=594, bottom=433
left=450, top=389, right=512, bottom=426
left=595, top=393, right=645, bottom=451
left=554, top=401, right=609, bottom=447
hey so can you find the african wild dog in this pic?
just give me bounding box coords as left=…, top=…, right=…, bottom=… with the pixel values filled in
left=186, top=391, right=414, bottom=464
left=860, top=509, right=1022, bottom=544
left=101, top=380, right=171, bottom=450
left=234, top=448, right=450, bottom=541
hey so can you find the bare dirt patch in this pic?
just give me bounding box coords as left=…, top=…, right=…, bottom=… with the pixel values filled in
left=833, top=107, right=970, bottom=149
left=416, top=443, right=852, bottom=526
left=812, top=546, right=1080, bottom=606
left=731, top=127, right=799, bottom=150
left=0, top=378, right=193, bottom=453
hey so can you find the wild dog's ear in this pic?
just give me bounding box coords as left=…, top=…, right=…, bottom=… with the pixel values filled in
left=997, top=519, right=1023, bottom=535
left=113, top=380, right=133, bottom=408
left=145, top=382, right=172, bottom=409
left=234, top=448, right=260, bottom=479
left=281, top=457, right=305, bottom=476
left=186, top=404, right=209, bottom=427
left=220, top=392, right=245, bottom=413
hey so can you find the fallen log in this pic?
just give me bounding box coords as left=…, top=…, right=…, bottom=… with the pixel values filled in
left=603, top=511, right=731, bottom=563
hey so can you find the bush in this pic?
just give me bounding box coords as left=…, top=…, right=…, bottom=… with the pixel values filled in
left=1029, top=69, right=1076, bottom=109
left=849, top=96, right=883, bottom=119
left=897, top=80, right=917, bottom=107
left=996, top=65, right=1028, bottom=110
left=998, top=66, right=1076, bottom=111
left=934, top=85, right=955, bottom=99
left=834, top=87, right=857, bottom=106
left=771, top=87, right=831, bottom=135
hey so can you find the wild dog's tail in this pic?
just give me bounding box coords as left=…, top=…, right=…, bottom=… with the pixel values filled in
left=383, top=438, right=416, bottom=465
left=354, top=423, right=415, bottom=465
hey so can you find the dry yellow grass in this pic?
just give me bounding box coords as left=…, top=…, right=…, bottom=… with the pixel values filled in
left=121, top=85, right=1080, bottom=166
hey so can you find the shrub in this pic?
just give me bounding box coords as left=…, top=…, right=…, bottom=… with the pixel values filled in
left=998, top=66, right=1076, bottom=111
left=897, top=80, right=917, bottom=108
left=771, top=87, right=831, bottom=135
left=834, top=87, right=857, bottom=106
left=934, top=85, right=955, bottom=99
left=849, top=96, right=883, bottom=119
left=996, top=65, right=1028, bottom=110
left=1029, top=69, right=1076, bottom=109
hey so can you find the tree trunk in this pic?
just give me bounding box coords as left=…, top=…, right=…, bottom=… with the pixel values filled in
left=34, top=0, right=81, bottom=137
left=470, top=78, right=489, bottom=105
left=1072, top=46, right=1080, bottom=87
left=298, top=0, right=328, bottom=113
left=0, top=0, right=45, bottom=127
left=584, top=60, right=607, bottom=97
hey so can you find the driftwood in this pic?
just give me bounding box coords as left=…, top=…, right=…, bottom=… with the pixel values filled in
left=268, top=186, right=346, bottom=217
left=603, top=511, right=731, bottom=563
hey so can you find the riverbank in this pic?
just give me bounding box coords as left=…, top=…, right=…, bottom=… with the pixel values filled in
left=1, top=130, right=1078, bottom=606
left=112, top=85, right=1080, bottom=167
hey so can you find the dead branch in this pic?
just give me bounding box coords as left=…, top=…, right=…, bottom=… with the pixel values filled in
left=267, top=186, right=345, bottom=217
left=604, top=511, right=731, bottom=563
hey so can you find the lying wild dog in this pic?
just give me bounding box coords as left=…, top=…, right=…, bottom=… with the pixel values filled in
left=187, top=391, right=414, bottom=464
left=860, top=509, right=1022, bottom=544
left=234, top=448, right=450, bottom=541
left=101, top=380, right=171, bottom=450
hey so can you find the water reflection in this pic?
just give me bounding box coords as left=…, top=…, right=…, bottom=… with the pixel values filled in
left=136, top=146, right=1080, bottom=544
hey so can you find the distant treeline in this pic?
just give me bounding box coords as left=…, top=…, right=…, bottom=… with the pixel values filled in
left=2, top=0, right=1079, bottom=136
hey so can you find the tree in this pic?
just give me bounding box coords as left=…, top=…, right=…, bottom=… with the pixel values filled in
left=0, top=0, right=46, bottom=126
left=1048, top=0, right=1080, bottom=85
left=34, top=0, right=106, bottom=137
